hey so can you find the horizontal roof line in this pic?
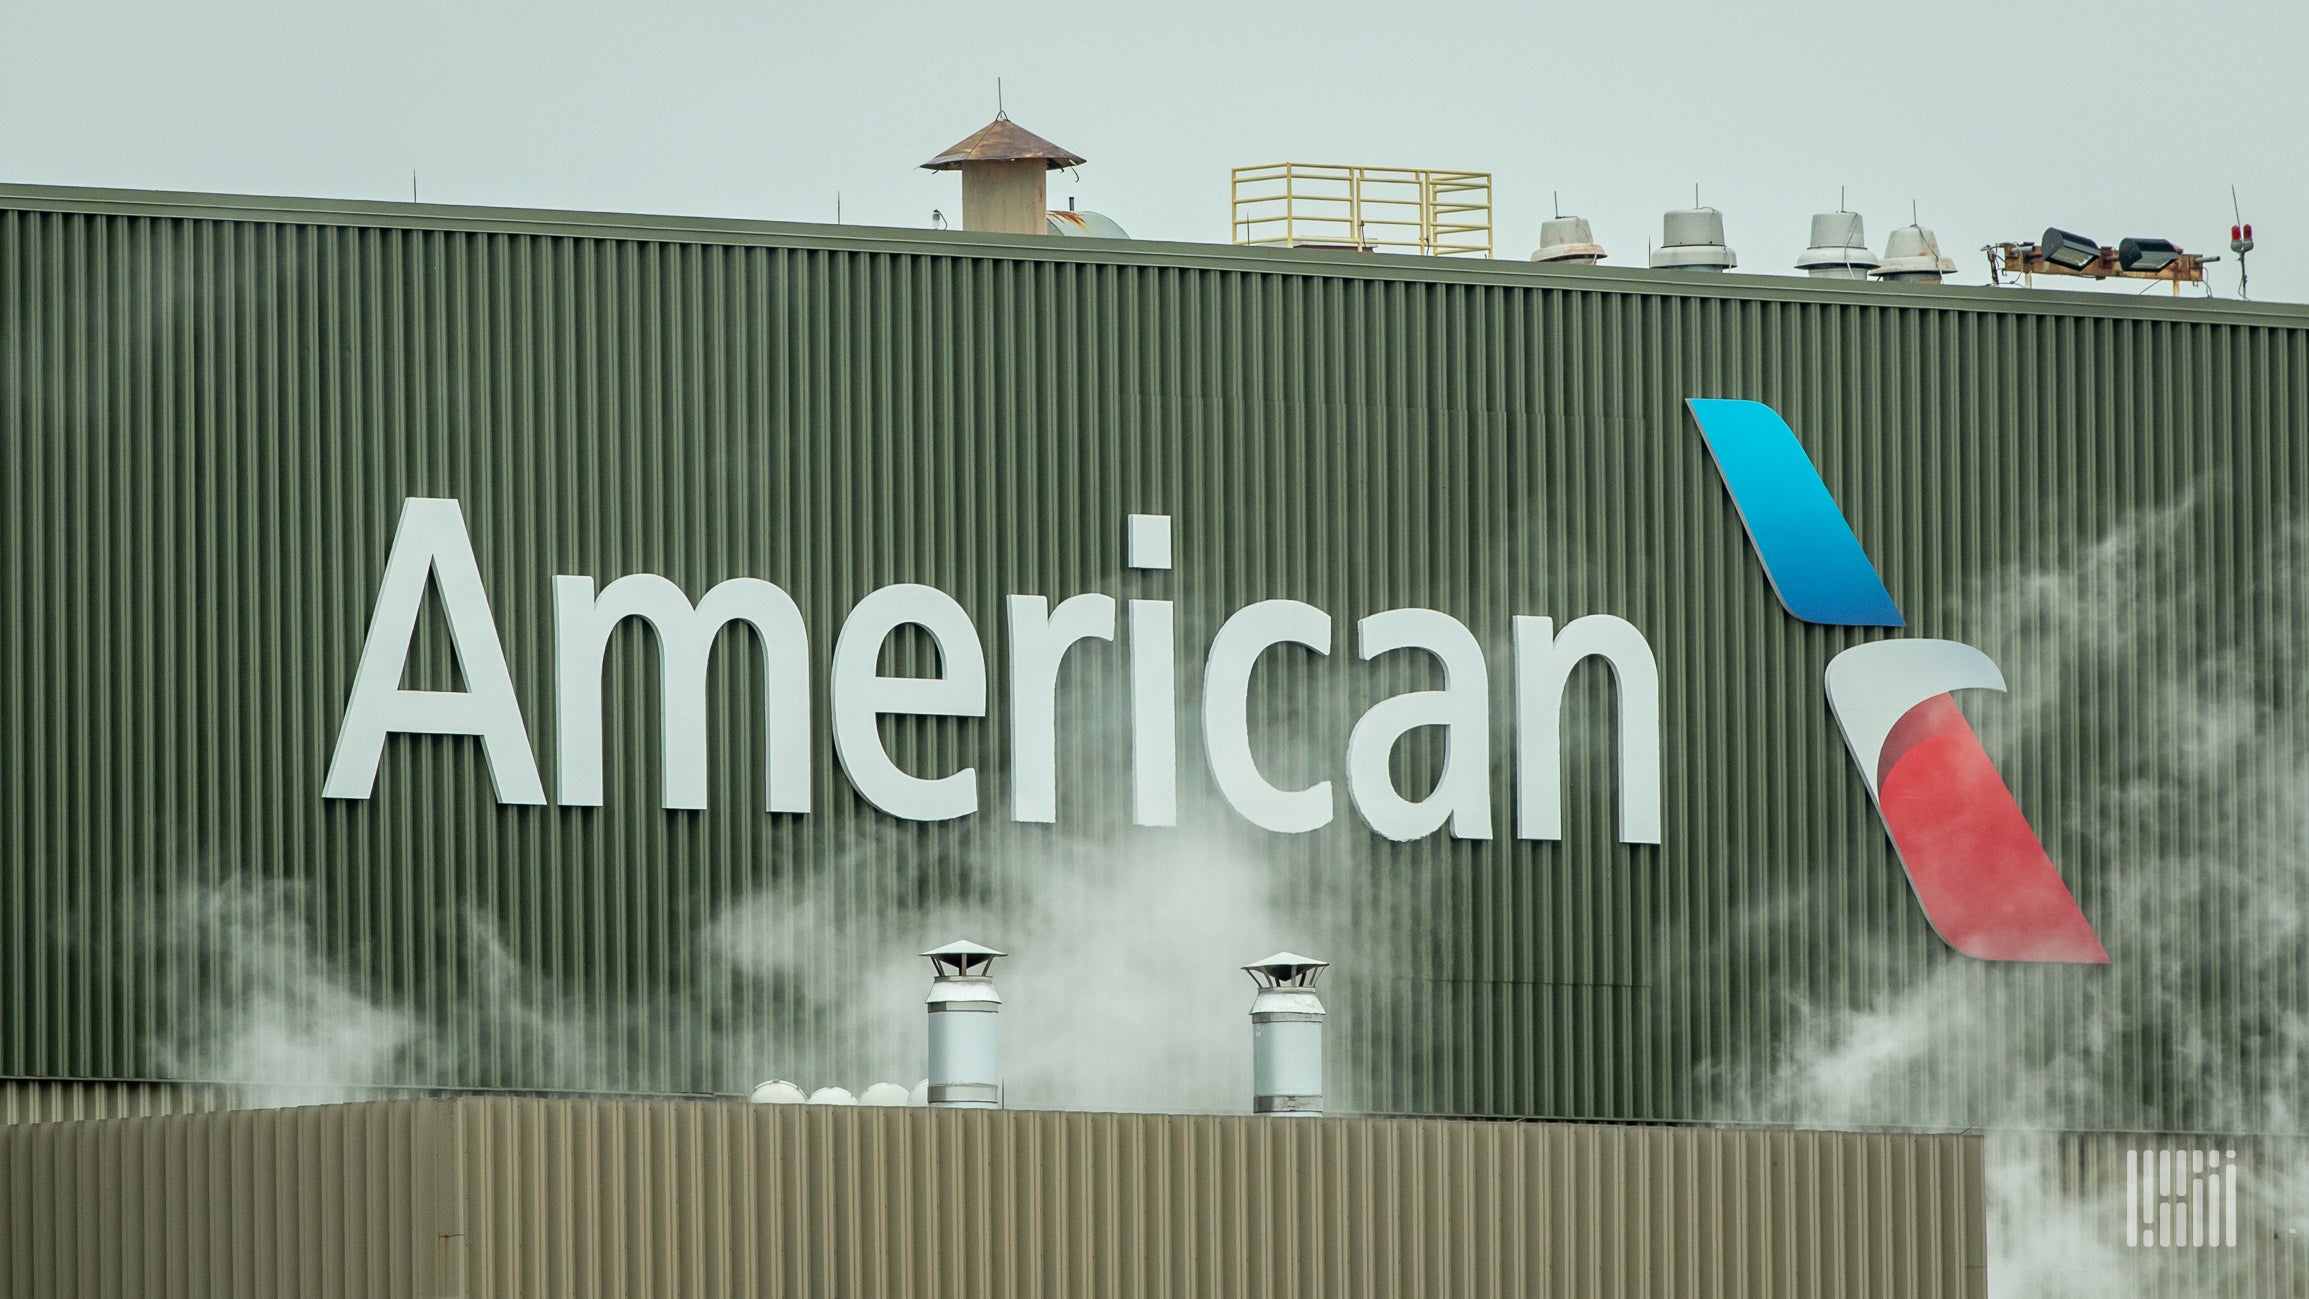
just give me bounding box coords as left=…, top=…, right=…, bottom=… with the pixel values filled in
left=5, top=182, right=2305, bottom=331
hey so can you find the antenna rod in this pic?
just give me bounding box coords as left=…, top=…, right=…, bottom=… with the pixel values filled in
left=2231, top=185, right=2252, bottom=301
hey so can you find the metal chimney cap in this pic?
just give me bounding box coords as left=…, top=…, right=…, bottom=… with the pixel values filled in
left=920, top=116, right=1085, bottom=171
left=923, top=938, right=1006, bottom=958
left=924, top=938, right=1005, bottom=978
left=1243, top=951, right=1330, bottom=988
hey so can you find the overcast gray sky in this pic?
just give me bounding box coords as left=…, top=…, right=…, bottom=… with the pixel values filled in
left=5, top=0, right=2302, bottom=301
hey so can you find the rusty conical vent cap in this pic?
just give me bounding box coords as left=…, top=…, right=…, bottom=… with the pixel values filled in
left=920, top=115, right=1086, bottom=171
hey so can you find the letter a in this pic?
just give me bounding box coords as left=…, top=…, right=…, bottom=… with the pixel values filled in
left=321, top=498, right=546, bottom=804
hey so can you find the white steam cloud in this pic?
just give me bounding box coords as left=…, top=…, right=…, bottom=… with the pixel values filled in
left=149, top=882, right=421, bottom=1109
left=142, top=495, right=2307, bottom=1292
left=1712, top=496, right=2309, bottom=1295
left=704, top=820, right=1321, bottom=1113
left=143, top=655, right=1410, bottom=1116
left=147, top=813, right=1369, bottom=1115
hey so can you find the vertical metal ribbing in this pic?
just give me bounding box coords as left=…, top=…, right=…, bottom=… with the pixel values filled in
left=0, top=1099, right=1990, bottom=1298
left=0, top=190, right=2303, bottom=1141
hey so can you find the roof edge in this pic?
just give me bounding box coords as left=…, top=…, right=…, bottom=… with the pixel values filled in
left=4, top=182, right=2305, bottom=330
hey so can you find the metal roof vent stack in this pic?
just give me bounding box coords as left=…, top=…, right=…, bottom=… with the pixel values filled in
left=924, top=939, right=1005, bottom=1109
left=1530, top=216, right=1606, bottom=263
left=1650, top=206, right=1736, bottom=272
left=1795, top=211, right=1878, bottom=279
left=1244, top=952, right=1329, bottom=1117
left=1873, top=225, right=1957, bottom=283
left=921, top=115, right=1085, bottom=237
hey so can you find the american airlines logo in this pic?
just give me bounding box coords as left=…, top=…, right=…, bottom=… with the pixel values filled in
left=317, top=399, right=2105, bottom=964
left=1687, top=398, right=2108, bottom=964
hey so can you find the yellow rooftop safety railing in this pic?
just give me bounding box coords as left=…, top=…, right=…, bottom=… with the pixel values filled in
left=1231, top=163, right=1492, bottom=258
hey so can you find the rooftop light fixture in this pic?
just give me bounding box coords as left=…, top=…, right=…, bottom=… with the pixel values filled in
left=2039, top=228, right=2103, bottom=271
left=1990, top=228, right=2212, bottom=293
left=2118, top=237, right=2181, bottom=274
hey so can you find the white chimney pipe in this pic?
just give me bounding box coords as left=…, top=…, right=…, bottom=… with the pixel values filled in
left=923, top=939, right=1005, bottom=1109
left=1244, top=952, right=1329, bottom=1116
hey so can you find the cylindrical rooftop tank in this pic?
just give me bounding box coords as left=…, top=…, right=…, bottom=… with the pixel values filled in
left=1244, top=952, right=1329, bottom=1116
left=1047, top=210, right=1132, bottom=239
left=747, top=1079, right=807, bottom=1104
left=1651, top=207, right=1736, bottom=272
left=923, top=939, right=1005, bottom=1109
left=1795, top=211, right=1878, bottom=279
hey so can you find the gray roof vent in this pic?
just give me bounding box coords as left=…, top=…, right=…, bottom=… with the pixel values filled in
left=1651, top=206, right=1736, bottom=272
left=1531, top=215, right=1606, bottom=264
left=925, top=938, right=1005, bottom=1109
left=1795, top=211, right=1878, bottom=279
left=1244, top=951, right=1329, bottom=1117
left=1873, top=225, right=1957, bottom=283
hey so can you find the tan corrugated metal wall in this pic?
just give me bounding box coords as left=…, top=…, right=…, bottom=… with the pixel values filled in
left=0, top=1099, right=1984, bottom=1298
left=1, top=1102, right=462, bottom=1299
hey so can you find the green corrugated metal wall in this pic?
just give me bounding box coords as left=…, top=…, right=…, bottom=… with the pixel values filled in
left=1, top=186, right=2305, bottom=1129
left=0, top=1078, right=243, bottom=1126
